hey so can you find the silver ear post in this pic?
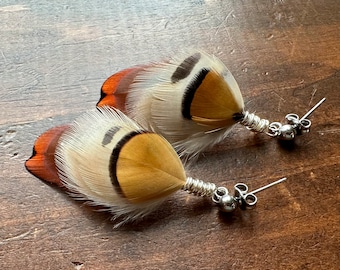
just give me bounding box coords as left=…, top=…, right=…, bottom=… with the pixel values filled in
left=239, top=98, right=326, bottom=140
left=212, top=177, right=287, bottom=212
left=300, top=97, right=327, bottom=121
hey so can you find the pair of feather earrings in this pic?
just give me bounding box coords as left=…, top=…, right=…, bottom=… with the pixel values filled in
left=25, top=50, right=324, bottom=226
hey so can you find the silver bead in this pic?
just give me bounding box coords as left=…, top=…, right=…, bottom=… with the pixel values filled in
left=219, top=194, right=237, bottom=212
left=279, top=124, right=296, bottom=140
left=212, top=187, right=238, bottom=213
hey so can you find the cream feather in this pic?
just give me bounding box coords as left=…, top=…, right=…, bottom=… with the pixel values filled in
left=55, top=107, right=185, bottom=226
left=126, top=50, right=244, bottom=158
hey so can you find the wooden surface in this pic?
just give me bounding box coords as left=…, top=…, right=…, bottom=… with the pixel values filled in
left=1, top=1, right=339, bottom=269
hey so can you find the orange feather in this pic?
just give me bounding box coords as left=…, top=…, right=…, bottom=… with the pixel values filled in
left=25, top=125, right=69, bottom=186
left=97, top=65, right=146, bottom=111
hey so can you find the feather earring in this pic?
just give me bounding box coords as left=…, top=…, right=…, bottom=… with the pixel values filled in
left=25, top=107, right=286, bottom=227
left=97, top=50, right=325, bottom=158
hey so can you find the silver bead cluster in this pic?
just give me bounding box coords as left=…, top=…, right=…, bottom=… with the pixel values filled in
left=267, top=113, right=311, bottom=140
left=212, top=183, right=257, bottom=212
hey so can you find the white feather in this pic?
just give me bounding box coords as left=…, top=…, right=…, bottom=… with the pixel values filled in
left=55, top=107, right=172, bottom=226
left=126, top=50, right=244, bottom=158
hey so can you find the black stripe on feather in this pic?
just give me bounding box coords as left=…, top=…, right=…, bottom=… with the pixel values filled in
left=109, top=131, right=141, bottom=197
left=171, top=52, right=201, bottom=83
left=181, top=68, right=210, bottom=119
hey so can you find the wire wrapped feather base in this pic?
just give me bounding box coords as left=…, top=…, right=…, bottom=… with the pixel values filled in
left=182, top=177, right=216, bottom=197
left=239, top=111, right=270, bottom=133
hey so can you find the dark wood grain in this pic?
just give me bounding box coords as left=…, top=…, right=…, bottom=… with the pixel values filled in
left=1, top=1, right=339, bottom=269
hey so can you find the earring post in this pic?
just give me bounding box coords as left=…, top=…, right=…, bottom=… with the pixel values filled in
left=249, top=177, right=287, bottom=195
left=301, top=97, right=326, bottom=120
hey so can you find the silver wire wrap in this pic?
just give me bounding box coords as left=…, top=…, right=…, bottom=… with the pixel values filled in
left=182, top=177, right=216, bottom=197
left=239, top=111, right=270, bottom=133
left=239, top=98, right=325, bottom=140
